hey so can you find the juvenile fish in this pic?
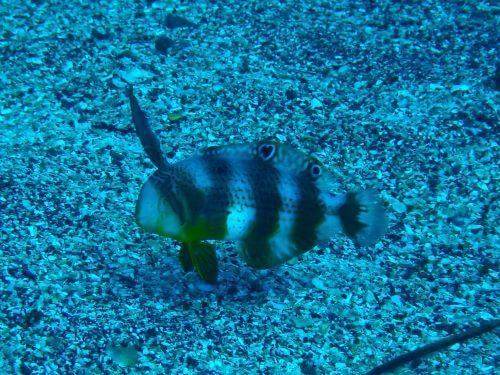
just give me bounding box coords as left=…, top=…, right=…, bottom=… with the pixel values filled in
left=128, top=87, right=386, bottom=284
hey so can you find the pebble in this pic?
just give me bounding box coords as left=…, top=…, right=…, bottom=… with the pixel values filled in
left=119, top=68, right=153, bottom=83
left=310, top=98, right=323, bottom=109
left=155, top=35, right=174, bottom=54
left=311, top=277, right=328, bottom=291
left=389, top=197, right=407, bottom=213
left=165, top=13, right=195, bottom=29
left=195, top=281, right=216, bottom=292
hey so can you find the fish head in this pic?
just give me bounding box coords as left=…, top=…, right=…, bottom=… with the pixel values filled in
left=135, top=173, right=183, bottom=239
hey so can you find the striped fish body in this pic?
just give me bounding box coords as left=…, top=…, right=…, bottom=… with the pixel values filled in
left=128, top=87, right=386, bottom=283
left=137, top=142, right=386, bottom=269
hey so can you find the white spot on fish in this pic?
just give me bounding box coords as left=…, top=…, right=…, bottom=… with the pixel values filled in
left=225, top=160, right=256, bottom=240
left=268, top=172, right=301, bottom=261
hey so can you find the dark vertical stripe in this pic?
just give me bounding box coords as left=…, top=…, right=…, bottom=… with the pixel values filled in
left=154, top=158, right=230, bottom=241
left=197, top=155, right=231, bottom=239
left=154, top=166, right=206, bottom=230
left=151, top=170, right=187, bottom=225
left=291, top=171, right=325, bottom=252
left=337, top=192, right=367, bottom=240
left=242, top=159, right=282, bottom=268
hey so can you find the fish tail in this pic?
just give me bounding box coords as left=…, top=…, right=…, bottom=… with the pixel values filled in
left=337, top=190, right=386, bottom=246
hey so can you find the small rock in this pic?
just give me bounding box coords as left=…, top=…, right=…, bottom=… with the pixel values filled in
left=186, top=354, right=199, bottom=367
left=312, top=277, right=328, bottom=291
left=106, top=343, right=139, bottom=367
left=119, top=68, right=153, bottom=84
left=91, top=27, right=110, bottom=40
left=390, top=295, right=403, bottom=306
left=195, top=281, right=216, bottom=292
left=335, top=362, right=347, bottom=370
left=168, top=111, right=184, bottom=122
left=165, top=13, right=195, bottom=29
left=337, top=65, right=350, bottom=75
left=451, top=84, right=471, bottom=93
left=291, top=316, right=314, bottom=328
left=285, top=88, right=297, bottom=100
left=389, top=197, right=407, bottom=213
left=155, top=35, right=174, bottom=54
left=310, top=98, right=323, bottom=109
left=275, top=347, right=291, bottom=356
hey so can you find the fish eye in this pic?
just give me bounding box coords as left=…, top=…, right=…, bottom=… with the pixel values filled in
left=309, top=163, right=322, bottom=179
left=257, top=143, right=276, bottom=161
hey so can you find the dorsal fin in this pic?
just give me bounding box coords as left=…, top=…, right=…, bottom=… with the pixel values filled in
left=127, top=86, right=169, bottom=171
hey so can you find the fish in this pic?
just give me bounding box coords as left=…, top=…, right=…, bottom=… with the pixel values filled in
left=127, top=86, right=386, bottom=284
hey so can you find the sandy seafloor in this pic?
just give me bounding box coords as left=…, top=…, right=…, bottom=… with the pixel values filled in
left=0, top=0, right=498, bottom=374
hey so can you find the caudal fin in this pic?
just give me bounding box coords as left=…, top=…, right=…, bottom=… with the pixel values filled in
left=337, top=190, right=386, bottom=246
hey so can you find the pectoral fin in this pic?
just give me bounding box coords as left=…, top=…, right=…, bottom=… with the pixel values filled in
left=187, top=242, right=218, bottom=284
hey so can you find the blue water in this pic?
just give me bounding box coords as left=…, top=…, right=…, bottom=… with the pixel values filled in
left=0, top=1, right=497, bottom=373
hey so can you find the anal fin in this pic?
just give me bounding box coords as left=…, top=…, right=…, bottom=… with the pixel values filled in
left=179, top=243, right=194, bottom=272
left=187, top=242, right=218, bottom=284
